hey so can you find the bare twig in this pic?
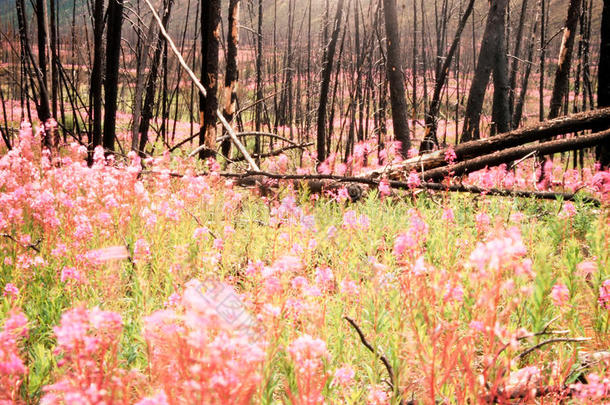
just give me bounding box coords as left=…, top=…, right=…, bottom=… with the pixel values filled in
left=344, top=316, right=402, bottom=404
left=516, top=337, right=591, bottom=360
left=1, top=233, right=41, bottom=253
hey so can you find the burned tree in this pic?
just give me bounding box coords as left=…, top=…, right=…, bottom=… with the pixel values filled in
left=103, top=0, right=125, bottom=153
left=461, top=0, right=509, bottom=142
left=548, top=0, right=583, bottom=119
left=597, top=0, right=610, bottom=167
left=200, top=0, right=221, bottom=159
left=383, top=0, right=410, bottom=157
left=221, top=0, right=240, bottom=158
left=316, top=0, right=344, bottom=163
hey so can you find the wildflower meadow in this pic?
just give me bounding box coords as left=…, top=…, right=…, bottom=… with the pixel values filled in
left=0, top=120, right=608, bottom=404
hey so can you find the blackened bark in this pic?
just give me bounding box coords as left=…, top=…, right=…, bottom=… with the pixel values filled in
left=420, top=0, right=475, bottom=152
left=200, top=0, right=221, bottom=159
left=383, top=0, right=410, bottom=157
left=461, top=0, right=508, bottom=143
left=508, top=0, right=529, bottom=117
left=90, top=0, right=105, bottom=153
left=221, top=0, right=240, bottom=158
left=513, top=4, right=540, bottom=128
left=597, top=0, right=610, bottom=167
left=138, top=0, right=174, bottom=156
left=491, top=20, right=511, bottom=135
left=255, top=0, right=263, bottom=156
left=316, top=0, right=344, bottom=163
left=103, top=0, right=124, bottom=153
left=548, top=0, right=582, bottom=119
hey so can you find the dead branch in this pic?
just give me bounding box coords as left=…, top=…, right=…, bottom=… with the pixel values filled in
left=421, top=129, right=610, bottom=181
left=361, top=107, right=610, bottom=179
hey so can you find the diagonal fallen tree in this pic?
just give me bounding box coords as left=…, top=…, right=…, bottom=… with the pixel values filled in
left=421, top=128, right=610, bottom=181
left=361, top=107, right=610, bottom=179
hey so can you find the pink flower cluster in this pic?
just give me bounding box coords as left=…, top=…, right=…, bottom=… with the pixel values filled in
left=0, top=310, right=28, bottom=402
left=287, top=334, right=330, bottom=404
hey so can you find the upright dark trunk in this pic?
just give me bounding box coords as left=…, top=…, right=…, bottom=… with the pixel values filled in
left=460, top=0, right=508, bottom=142
left=221, top=0, right=240, bottom=158
left=316, top=0, right=344, bottom=163
left=383, top=0, right=410, bottom=156
left=103, top=0, right=124, bottom=153
left=513, top=2, right=541, bottom=128
left=35, top=0, right=52, bottom=147
left=508, top=0, right=529, bottom=117
left=548, top=0, right=582, bottom=119
left=420, top=0, right=475, bottom=152
left=255, top=0, right=263, bottom=155
left=49, top=0, right=59, bottom=120
left=597, top=0, right=610, bottom=167
left=90, top=0, right=105, bottom=153
left=491, top=19, right=511, bottom=135
left=200, top=0, right=221, bottom=159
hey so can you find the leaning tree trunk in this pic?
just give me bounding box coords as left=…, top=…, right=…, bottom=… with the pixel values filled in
left=548, top=0, right=582, bottom=119
left=221, top=0, right=240, bottom=158
left=200, top=0, right=221, bottom=159
left=383, top=0, right=410, bottom=157
left=90, top=0, right=105, bottom=154
left=420, top=0, right=475, bottom=153
left=460, top=0, right=509, bottom=143
left=596, top=0, right=610, bottom=168
left=316, top=0, right=344, bottom=163
left=138, top=0, right=174, bottom=156
left=103, top=0, right=124, bottom=153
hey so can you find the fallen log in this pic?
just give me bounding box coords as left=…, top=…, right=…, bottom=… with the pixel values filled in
left=421, top=128, right=610, bottom=181
left=221, top=171, right=601, bottom=206
left=361, top=107, right=610, bottom=179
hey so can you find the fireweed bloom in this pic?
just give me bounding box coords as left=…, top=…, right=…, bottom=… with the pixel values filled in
left=551, top=283, right=570, bottom=307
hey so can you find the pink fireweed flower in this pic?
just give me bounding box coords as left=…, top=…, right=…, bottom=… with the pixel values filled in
left=133, top=238, right=151, bottom=263
left=475, top=212, right=491, bottom=234
left=570, top=373, right=610, bottom=400
left=444, top=147, right=457, bottom=164
left=551, top=283, right=570, bottom=306
left=3, top=283, right=19, bottom=299
left=559, top=201, right=577, bottom=218
left=0, top=310, right=28, bottom=402
left=406, top=171, right=421, bottom=189
left=288, top=334, right=330, bottom=404
left=577, top=260, right=597, bottom=278
left=367, top=385, right=389, bottom=405
left=333, top=365, right=355, bottom=387
left=315, top=267, right=334, bottom=291
left=442, top=207, right=455, bottom=223
left=61, top=267, right=84, bottom=284
left=378, top=179, right=391, bottom=197
left=598, top=280, right=610, bottom=310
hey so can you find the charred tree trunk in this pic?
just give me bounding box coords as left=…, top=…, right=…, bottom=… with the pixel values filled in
left=221, top=0, right=240, bottom=158
left=597, top=0, right=610, bottom=168
left=513, top=3, right=541, bottom=128
left=316, top=0, right=344, bottom=163
left=383, top=0, right=410, bottom=156
left=103, top=0, right=124, bottom=153
left=138, top=0, right=174, bottom=156
left=548, top=0, right=582, bottom=119
left=508, top=0, right=529, bottom=117
left=420, top=0, right=475, bottom=152
left=90, top=0, right=105, bottom=153
left=461, top=0, right=509, bottom=142
left=255, top=0, right=263, bottom=156
left=491, top=20, right=511, bottom=135
left=200, top=0, right=221, bottom=159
